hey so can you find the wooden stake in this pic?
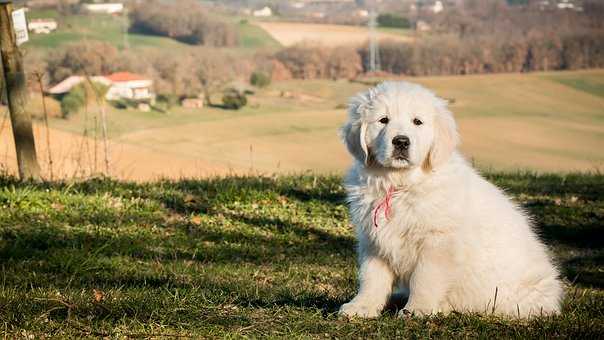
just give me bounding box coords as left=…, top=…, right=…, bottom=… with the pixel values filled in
left=0, top=1, right=41, bottom=180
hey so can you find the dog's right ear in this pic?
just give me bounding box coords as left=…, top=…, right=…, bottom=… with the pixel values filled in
left=341, top=87, right=377, bottom=165
left=341, top=120, right=368, bottom=165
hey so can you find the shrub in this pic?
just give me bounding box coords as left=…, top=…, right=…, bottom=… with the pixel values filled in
left=222, top=89, right=247, bottom=110
left=111, top=99, right=129, bottom=110
left=156, top=94, right=180, bottom=109
left=60, top=91, right=85, bottom=118
left=60, top=81, right=111, bottom=118
left=377, top=14, right=411, bottom=29
left=274, top=44, right=363, bottom=80
left=110, top=98, right=140, bottom=110
left=274, top=44, right=329, bottom=79
left=250, top=71, right=271, bottom=88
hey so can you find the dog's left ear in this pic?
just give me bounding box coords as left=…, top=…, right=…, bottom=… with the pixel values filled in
left=423, top=103, right=460, bottom=171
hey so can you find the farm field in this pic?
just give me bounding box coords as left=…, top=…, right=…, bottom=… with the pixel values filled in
left=2, top=70, right=603, bottom=180
left=0, top=173, right=602, bottom=337
left=254, top=21, right=413, bottom=46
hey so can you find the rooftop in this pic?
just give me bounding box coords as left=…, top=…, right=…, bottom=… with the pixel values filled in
left=106, top=72, right=150, bottom=82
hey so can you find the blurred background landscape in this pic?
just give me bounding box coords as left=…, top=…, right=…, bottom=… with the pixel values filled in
left=1, top=0, right=603, bottom=180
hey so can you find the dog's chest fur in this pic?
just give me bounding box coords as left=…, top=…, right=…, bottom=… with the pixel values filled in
left=347, top=180, right=441, bottom=281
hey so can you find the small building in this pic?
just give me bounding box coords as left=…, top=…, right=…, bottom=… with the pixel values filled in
left=557, top=0, right=581, bottom=10
left=28, top=18, right=57, bottom=34
left=355, top=9, right=369, bottom=18
left=47, top=72, right=154, bottom=103
left=432, top=1, right=444, bottom=14
left=81, top=3, right=125, bottom=15
left=137, top=103, right=151, bottom=112
left=416, top=20, right=431, bottom=32
left=181, top=98, right=204, bottom=109
left=105, top=72, right=154, bottom=101
left=253, top=6, right=273, bottom=17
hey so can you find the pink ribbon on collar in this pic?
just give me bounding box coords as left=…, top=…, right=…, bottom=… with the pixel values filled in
left=373, top=186, right=398, bottom=228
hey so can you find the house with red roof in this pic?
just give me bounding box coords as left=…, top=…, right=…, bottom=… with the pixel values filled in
left=104, top=72, right=154, bottom=101
left=47, top=72, right=155, bottom=102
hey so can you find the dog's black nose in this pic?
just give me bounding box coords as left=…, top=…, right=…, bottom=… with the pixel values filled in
left=392, top=135, right=410, bottom=149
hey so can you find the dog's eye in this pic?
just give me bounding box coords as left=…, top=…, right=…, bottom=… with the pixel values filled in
left=379, top=117, right=390, bottom=124
left=413, top=118, right=423, bottom=126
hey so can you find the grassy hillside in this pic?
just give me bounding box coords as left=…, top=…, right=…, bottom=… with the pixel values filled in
left=31, top=70, right=604, bottom=177
left=0, top=173, right=602, bottom=337
left=544, top=71, right=604, bottom=99
left=25, top=10, right=280, bottom=52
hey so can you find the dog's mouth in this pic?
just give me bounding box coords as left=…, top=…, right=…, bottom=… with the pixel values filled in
left=391, top=150, right=409, bottom=162
left=388, top=155, right=411, bottom=168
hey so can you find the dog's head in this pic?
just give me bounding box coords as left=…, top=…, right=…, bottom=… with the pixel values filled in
left=341, top=81, right=459, bottom=172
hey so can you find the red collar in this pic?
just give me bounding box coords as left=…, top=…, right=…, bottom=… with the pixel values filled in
left=373, top=186, right=398, bottom=228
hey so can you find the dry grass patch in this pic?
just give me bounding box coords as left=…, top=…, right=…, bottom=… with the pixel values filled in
left=254, top=21, right=413, bottom=47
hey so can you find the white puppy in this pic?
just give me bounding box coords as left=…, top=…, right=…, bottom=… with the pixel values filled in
left=339, top=81, right=563, bottom=318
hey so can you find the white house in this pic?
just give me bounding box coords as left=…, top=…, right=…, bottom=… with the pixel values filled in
left=81, top=3, right=125, bottom=15
left=47, top=72, right=154, bottom=102
left=432, top=1, right=444, bottom=13
left=355, top=9, right=369, bottom=17
left=104, top=72, right=154, bottom=101
left=28, top=18, right=57, bottom=34
left=253, top=6, right=273, bottom=17
left=557, top=0, right=581, bottom=10
left=416, top=20, right=432, bottom=32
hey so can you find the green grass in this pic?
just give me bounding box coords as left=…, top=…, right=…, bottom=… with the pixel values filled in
left=1, top=173, right=603, bottom=337
left=544, top=72, right=604, bottom=99
left=24, top=10, right=279, bottom=52
left=26, top=12, right=191, bottom=51
left=237, top=20, right=282, bottom=49
left=377, top=27, right=414, bottom=36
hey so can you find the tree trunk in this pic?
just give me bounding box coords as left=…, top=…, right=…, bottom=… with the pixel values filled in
left=0, top=2, right=41, bottom=180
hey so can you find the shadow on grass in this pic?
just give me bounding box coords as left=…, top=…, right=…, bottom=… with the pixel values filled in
left=563, top=253, right=604, bottom=288
left=0, top=172, right=602, bottom=318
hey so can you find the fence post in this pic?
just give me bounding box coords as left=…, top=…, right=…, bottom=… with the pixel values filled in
left=0, top=0, right=41, bottom=180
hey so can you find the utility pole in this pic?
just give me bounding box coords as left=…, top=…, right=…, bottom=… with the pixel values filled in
left=0, top=0, right=41, bottom=180
left=122, top=7, right=129, bottom=50
left=368, top=9, right=381, bottom=73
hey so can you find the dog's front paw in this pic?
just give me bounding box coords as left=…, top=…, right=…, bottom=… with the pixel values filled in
left=397, top=308, right=413, bottom=318
left=398, top=304, right=437, bottom=317
left=339, top=301, right=381, bottom=318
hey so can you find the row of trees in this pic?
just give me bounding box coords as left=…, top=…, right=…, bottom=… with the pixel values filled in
left=274, top=45, right=363, bottom=80
left=270, top=30, right=604, bottom=79
left=31, top=28, right=604, bottom=105
left=362, top=31, right=604, bottom=76
left=284, top=31, right=601, bottom=78
left=129, top=0, right=238, bottom=47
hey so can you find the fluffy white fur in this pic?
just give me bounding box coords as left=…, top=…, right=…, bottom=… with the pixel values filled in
left=339, top=81, right=563, bottom=318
